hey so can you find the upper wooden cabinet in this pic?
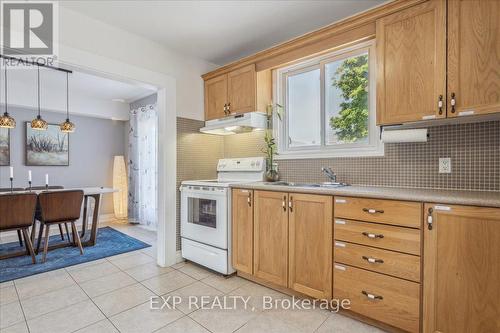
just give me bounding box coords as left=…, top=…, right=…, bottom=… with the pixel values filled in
left=227, top=65, right=256, bottom=114
left=376, top=0, right=446, bottom=125
left=231, top=189, right=254, bottom=275
left=377, top=0, right=499, bottom=125
left=205, top=64, right=272, bottom=120
left=204, top=65, right=271, bottom=120
left=253, top=190, right=289, bottom=287
left=288, top=193, right=333, bottom=299
left=423, top=204, right=500, bottom=333
left=204, top=74, right=228, bottom=120
left=447, top=0, right=500, bottom=117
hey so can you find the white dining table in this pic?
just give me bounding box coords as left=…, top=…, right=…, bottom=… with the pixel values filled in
left=1, top=187, right=117, bottom=248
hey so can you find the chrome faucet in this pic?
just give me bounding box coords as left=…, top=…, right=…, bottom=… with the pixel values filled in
left=321, top=167, right=337, bottom=183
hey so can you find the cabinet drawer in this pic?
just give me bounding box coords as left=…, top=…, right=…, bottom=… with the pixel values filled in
left=334, top=241, right=420, bottom=282
left=334, top=264, right=420, bottom=333
left=334, top=219, right=420, bottom=255
left=334, top=197, right=421, bottom=228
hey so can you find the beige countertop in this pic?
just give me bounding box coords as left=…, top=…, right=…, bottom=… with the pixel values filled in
left=231, top=182, right=500, bottom=208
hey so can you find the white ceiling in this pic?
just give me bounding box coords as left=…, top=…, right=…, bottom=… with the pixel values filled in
left=60, top=0, right=386, bottom=66
left=1, top=65, right=156, bottom=120
left=2, top=65, right=156, bottom=104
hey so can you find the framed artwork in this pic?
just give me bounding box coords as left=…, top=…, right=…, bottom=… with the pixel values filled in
left=0, top=127, right=9, bottom=166
left=25, top=122, right=69, bottom=166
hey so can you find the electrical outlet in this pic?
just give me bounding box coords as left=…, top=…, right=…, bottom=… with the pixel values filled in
left=439, top=158, right=451, bottom=174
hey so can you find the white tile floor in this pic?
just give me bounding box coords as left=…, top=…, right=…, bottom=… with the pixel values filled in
left=0, top=221, right=386, bottom=333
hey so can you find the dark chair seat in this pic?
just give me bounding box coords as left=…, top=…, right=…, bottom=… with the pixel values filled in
left=36, top=190, right=84, bottom=262
left=0, top=193, right=38, bottom=263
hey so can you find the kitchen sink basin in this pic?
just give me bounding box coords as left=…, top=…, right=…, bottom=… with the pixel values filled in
left=264, top=181, right=349, bottom=188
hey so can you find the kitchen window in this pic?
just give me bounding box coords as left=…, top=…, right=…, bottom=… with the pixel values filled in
left=275, top=41, right=383, bottom=158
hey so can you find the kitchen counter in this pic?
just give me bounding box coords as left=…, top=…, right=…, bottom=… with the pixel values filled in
left=231, top=182, right=500, bottom=208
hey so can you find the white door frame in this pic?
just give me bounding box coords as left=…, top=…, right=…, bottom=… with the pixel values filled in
left=57, top=44, right=178, bottom=266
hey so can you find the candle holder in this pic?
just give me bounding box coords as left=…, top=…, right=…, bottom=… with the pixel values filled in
left=28, top=181, right=32, bottom=192
left=10, top=177, right=13, bottom=192
left=45, top=184, right=49, bottom=191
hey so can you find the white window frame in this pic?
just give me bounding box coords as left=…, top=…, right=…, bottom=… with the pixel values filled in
left=274, top=40, right=383, bottom=159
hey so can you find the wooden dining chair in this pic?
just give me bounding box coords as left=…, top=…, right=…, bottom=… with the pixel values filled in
left=0, top=188, right=28, bottom=247
left=0, top=193, right=38, bottom=263
left=29, top=186, right=67, bottom=243
left=36, top=190, right=84, bottom=263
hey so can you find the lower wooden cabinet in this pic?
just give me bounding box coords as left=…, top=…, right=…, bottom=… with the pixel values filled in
left=234, top=190, right=333, bottom=298
left=253, top=190, right=289, bottom=287
left=231, top=189, right=254, bottom=274
left=334, top=264, right=420, bottom=333
left=289, top=193, right=332, bottom=299
left=423, top=204, right=500, bottom=333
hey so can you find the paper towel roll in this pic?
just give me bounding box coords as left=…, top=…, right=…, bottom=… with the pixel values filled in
left=381, top=129, right=428, bottom=143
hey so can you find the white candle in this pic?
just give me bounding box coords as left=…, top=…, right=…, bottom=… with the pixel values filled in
left=28, top=170, right=32, bottom=182
left=45, top=174, right=49, bottom=185
left=9, top=167, right=13, bottom=179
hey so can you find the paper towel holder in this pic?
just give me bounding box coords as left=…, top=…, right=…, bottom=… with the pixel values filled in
left=380, top=126, right=430, bottom=140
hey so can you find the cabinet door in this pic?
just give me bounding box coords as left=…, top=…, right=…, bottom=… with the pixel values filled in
left=376, top=0, right=446, bottom=125
left=231, top=189, right=253, bottom=274
left=447, top=0, right=500, bottom=117
left=253, top=191, right=288, bottom=287
left=205, top=74, right=228, bottom=120
left=227, top=64, right=256, bottom=115
left=289, top=193, right=332, bottom=299
left=423, top=204, right=500, bottom=333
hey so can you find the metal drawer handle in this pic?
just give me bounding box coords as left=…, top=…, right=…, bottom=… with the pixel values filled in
left=247, top=193, right=252, bottom=207
left=282, top=195, right=286, bottom=212
left=362, top=208, right=384, bottom=214
left=362, top=290, right=383, bottom=300
left=362, top=256, right=384, bottom=264
left=362, top=232, right=384, bottom=239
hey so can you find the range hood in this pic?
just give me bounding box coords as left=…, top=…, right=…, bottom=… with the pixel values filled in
left=200, top=112, right=267, bottom=135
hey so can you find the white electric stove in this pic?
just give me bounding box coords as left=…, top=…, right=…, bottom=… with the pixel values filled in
left=180, top=157, right=265, bottom=274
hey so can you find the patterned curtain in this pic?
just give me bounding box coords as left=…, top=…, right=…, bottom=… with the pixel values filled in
left=128, top=104, right=158, bottom=230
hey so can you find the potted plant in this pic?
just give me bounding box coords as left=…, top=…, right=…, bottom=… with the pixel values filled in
left=262, top=103, right=283, bottom=182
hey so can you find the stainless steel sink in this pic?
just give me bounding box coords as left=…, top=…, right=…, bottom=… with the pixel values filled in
left=264, top=181, right=349, bottom=188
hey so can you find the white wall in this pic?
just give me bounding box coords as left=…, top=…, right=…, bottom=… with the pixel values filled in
left=58, top=6, right=218, bottom=121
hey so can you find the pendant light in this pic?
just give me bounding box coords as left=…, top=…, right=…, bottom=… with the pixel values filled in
left=0, top=65, right=16, bottom=128
left=31, top=65, right=48, bottom=130
left=60, top=72, right=75, bottom=133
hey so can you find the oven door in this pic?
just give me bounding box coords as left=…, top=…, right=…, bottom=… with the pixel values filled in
left=180, top=185, right=228, bottom=249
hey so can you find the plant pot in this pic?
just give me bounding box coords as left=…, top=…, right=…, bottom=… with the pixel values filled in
left=265, top=169, right=280, bottom=182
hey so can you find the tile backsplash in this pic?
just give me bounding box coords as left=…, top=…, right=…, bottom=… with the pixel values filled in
left=177, top=118, right=499, bottom=249
left=223, top=120, right=500, bottom=192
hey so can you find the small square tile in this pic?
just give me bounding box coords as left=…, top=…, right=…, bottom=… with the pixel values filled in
left=79, top=271, right=136, bottom=298
left=178, top=263, right=214, bottom=280
left=68, top=261, right=120, bottom=284
left=0, top=285, right=19, bottom=305
left=164, top=281, right=223, bottom=314
left=92, top=283, right=156, bottom=317
left=26, top=300, right=105, bottom=333
left=142, top=270, right=196, bottom=295
left=109, top=252, right=154, bottom=270
left=0, top=321, right=29, bottom=333
left=21, top=285, right=88, bottom=320
left=15, top=270, right=75, bottom=300
left=155, top=316, right=209, bottom=333
left=124, top=262, right=174, bottom=282
left=109, top=301, right=183, bottom=333
left=73, top=319, right=118, bottom=333
left=202, top=274, right=248, bottom=294
left=0, top=301, right=24, bottom=329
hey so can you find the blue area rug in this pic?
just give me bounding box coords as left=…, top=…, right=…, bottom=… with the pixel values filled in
left=0, top=227, right=151, bottom=283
